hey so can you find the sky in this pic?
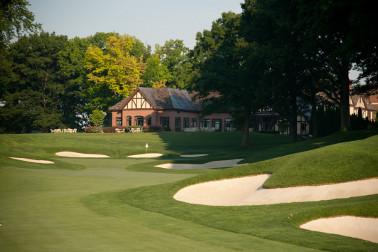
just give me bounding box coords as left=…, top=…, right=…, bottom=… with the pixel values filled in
left=28, top=0, right=243, bottom=50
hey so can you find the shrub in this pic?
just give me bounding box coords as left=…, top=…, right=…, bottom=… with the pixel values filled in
left=146, top=126, right=164, bottom=132
left=89, top=109, right=105, bottom=127
left=84, top=126, right=103, bottom=133
left=103, top=126, right=127, bottom=133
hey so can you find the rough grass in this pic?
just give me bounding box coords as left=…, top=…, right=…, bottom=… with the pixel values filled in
left=0, top=130, right=377, bottom=251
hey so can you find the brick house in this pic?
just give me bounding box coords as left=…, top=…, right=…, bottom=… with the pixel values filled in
left=109, top=87, right=233, bottom=132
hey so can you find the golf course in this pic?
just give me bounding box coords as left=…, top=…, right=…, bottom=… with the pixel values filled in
left=0, top=130, right=377, bottom=251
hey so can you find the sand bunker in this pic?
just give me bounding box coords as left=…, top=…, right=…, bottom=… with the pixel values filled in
left=55, top=151, right=109, bottom=158
left=155, top=159, right=242, bottom=170
left=9, top=157, right=54, bottom=164
left=180, top=154, right=209, bottom=158
left=128, top=153, right=163, bottom=158
left=174, top=174, right=378, bottom=206
left=301, top=216, right=378, bottom=243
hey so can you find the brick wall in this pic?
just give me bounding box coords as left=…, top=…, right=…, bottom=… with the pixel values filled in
left=112, top=109, right=233, bottom=132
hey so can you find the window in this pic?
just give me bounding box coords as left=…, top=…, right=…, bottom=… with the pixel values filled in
left=175, top=117, right=181, bottom=131
left=127, top=116, right=131, bottom=126
left=116, top=117, right=122, bottom=126
left=183, top=118, right=190, bottom=128
left=191, top=118, right=197, bottom=128
left=200, top=119, right=210, bottom=129
left=160, top=117, right=170, bottom=130
left=135, top=116, right=144, bottom=126
left=224, top=119, right=233, bottom=132
left=212, top=119, right=222, bottom=131
left=146, top=116, right=151, bottom=126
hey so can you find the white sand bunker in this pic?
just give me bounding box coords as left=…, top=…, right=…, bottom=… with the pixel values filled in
left=180, top=154, right=209, bottom=158
left=301, top=216, right=378, bottom=243
left=155, top=159, right=242, bottom=170
left=10, top=157, right=54, bottom=164
left=174, top=174, right=378, bottom=206
left=128, top=153, right=163, bottom=158
left=55, top=151, right=109, bottom=158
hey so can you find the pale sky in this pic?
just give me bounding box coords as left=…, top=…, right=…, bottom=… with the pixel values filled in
left=28, top=0, right=243, bottom=49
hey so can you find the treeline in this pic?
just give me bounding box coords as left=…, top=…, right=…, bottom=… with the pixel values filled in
left=189, top=0, right=377, bottom=145
left=0, top=31, right=192, bottom=132
left=1, top=0, right=377, bottom=144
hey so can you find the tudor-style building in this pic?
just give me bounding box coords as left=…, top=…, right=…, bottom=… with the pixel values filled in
left=349, top=94, right=377, bottom=121
left=109, top=87, right=233, bottom=132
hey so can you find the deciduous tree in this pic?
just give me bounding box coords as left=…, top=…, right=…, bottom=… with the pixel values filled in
left=85, top=35, right=145, bottom=98
left=191, top=12, right=265, bottom=146
left=0, top=32, right=68, bottom=133
left=156, top=39, right=192, bottom=89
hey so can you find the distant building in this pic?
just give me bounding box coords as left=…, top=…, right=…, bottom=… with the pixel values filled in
left=349, top=94, right=377, bottom=121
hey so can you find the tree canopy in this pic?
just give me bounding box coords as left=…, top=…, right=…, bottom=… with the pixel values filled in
left=85, top=35, right=145, bottom=98
left=0, top=32, right=68, bottom=133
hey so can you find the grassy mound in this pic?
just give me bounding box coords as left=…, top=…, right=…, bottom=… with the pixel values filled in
left=119, top=133, right=378, bottom=251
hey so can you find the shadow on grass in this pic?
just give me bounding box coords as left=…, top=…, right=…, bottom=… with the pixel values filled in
left=153, top=129, right=378, bottom=166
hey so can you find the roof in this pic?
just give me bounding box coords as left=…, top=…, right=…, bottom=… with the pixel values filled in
left=350, top=94, right=377, bottom=111
left=109, top=87, right=202, bottom=112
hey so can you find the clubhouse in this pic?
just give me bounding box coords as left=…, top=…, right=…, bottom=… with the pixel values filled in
left=109, top=87, right=233, bottom=132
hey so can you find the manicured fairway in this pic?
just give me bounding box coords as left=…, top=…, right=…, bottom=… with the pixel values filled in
left=0, top=130, right=377, bottom=251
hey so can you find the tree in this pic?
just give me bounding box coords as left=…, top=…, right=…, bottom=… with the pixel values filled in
left=348, top=0, right=378, bottom=86
left=294, top=0, right=378, bottom=132
left=242, top=0, right=311, bottom=141
left=85, top=35, right=145, bottom=98
left=0, top=0, right=40, bottom=49
left=0, top=32, right=68, bottom=133
left=155, top=39, right=192, bottom=89
left=89, top=109, right=105, bottom=126
left=57, top=36, right=89, bottom=128
left=142, top=54, right=171, bottom=87
left=191, top=12, right=265, bottom=146
left=0, top=0, right=40, bottom=99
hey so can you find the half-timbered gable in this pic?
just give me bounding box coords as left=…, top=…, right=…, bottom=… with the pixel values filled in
left=349, top=94, right=377, bottom=121
left=124, top=91, right=152, bottom=109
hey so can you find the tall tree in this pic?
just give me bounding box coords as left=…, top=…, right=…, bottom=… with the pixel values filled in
left=141, top=54, right=171, bottom=88
left=85, top=35, right=145, bottom=98
left=0, top=0, right=40, bottom=99
left=242, top=0, right=310, bottom=141
left=57, top=36, right=90, bottom=128
left=0, top=0, right=40, bottom=49
left=295, top=0, right=370, bottom=132
left=191, top=12, right=265, bottom=146
left=155, top=39, right=192, bottom=89
left=0, top=32, right=68, bottom=133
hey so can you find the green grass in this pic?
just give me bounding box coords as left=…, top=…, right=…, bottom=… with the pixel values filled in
left=0, top=130, right=377, bottom=251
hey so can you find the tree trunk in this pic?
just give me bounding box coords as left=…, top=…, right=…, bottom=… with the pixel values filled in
left=310, top=81, right=318, bottom=138
left=289, top=86, right=298, bottom=142
left=339, top=63, right=350, bottom=132
left=290, top=110, right=298, bottom=142
left=311, top=103, right=318, bottom=138
left=241, top=113, right=250, bottom=147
